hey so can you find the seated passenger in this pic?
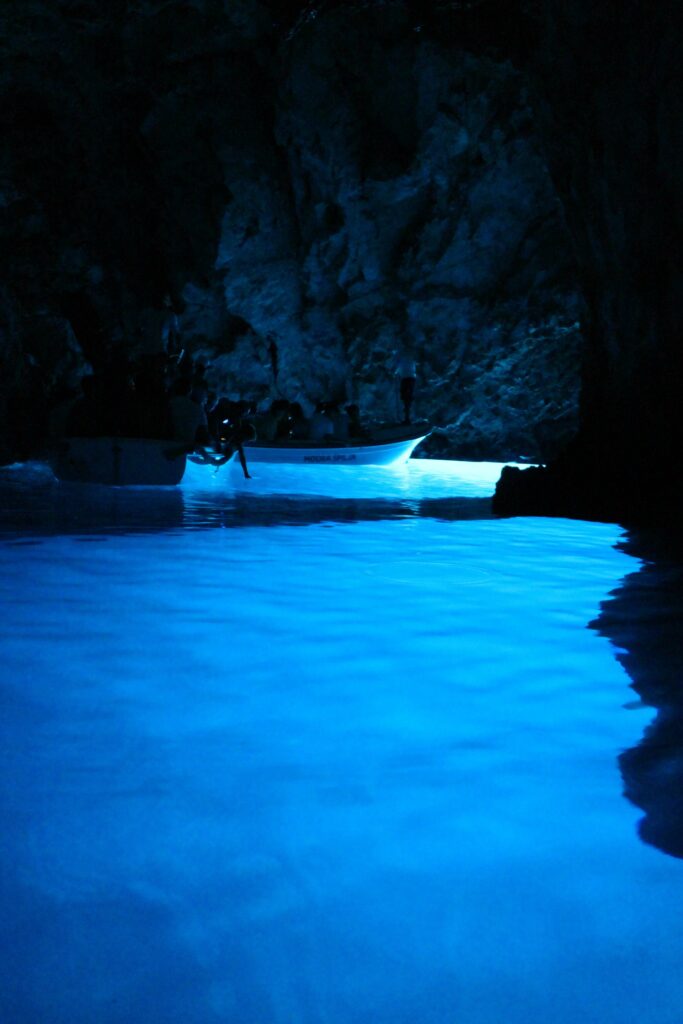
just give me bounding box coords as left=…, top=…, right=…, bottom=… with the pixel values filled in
left=249, top=406, right=270, bottom=441
left=309, top=402, right=334, bottom=441
left=326, top=402, right=349, bottom=440
left=288, top=402, right=310, bottom=440
left=207, top=397, right=230, bottom=445
left=65, top=375, right=100, bottom=437
left=169, top=378, right=206, bottom=447
left=189, top=380, right=212, bottom=445
left=345, top=403, right=366, bottom=438
left=273, top=399, right=293, bottom=439
left=133, top=352, right=171, bottom=439
left=252, top=399, right=290, bottom=441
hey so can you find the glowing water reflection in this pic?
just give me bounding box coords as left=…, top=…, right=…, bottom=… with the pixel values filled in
left=0, top=461, right=680, bottom=1024
left=181, top=455, right=520, bottom=499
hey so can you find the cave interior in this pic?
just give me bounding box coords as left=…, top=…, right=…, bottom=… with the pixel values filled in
left=1, top=0, right=681, bottom=523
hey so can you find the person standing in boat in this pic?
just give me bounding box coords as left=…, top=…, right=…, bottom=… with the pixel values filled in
left=391, top=346, right=417, bottom=425
left=161, top=294, right=182, bottom=356
left=267, top=335, right=279, bottom=387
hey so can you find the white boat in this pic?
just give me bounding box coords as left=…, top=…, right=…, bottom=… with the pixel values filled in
left=234, top=425, right=430, bottom=466
left=51, top=437, right=187, bottom=486
left=52, top=426, right=429, bottom=484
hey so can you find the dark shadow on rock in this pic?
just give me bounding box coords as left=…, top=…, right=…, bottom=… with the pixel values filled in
left=493, top=432, right=683, bottom=528
left=591, top=528, right=683, bottom=858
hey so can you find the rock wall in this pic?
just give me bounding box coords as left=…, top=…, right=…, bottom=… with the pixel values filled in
left=495, top=1, right=683, bottom=521
left=0, top=0, right=581, bottom=464
left=7, top=0, right=678, bottom=514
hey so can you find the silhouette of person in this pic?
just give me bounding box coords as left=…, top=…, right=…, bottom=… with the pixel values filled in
left=391, top=348, right=417, bottom=424
left=267, top=335, right=279, bottom=386
left=309, top=402, right=334, bottom=440
left=217, top=401, right=253, bottom=479
left=162, top=295, right=181, bottom=355
left=169, top=377, right=206, bottom=447
left=345, top=403, right=365, bottom=438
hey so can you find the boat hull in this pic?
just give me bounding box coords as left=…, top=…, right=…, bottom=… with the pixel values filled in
left=239, top=428, right=429, bottom=466
left=51, top=437, right=187, bottom=486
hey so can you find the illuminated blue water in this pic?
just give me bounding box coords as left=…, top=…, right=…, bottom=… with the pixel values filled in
left=0, top=460, right=680, bottom=1024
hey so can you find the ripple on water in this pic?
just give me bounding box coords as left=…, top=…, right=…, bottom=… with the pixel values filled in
left=0, top=459, right=679, bottom=1024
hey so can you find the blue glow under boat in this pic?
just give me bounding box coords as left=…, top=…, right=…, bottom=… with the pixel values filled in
left=51, top=437, right=187, bottom=486
left=236, top=425, right=430, bottom=466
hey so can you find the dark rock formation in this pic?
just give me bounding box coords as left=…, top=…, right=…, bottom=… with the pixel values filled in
left=494, top=1, right=683, bottom=523
left=1, top=0, right=581, bottom=464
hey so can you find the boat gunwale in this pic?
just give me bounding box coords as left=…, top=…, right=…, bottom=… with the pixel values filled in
left=242, top=427, right=430, bottom=452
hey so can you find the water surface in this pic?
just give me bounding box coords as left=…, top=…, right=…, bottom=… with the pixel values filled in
left=0, top=460, right=680, bottom=1024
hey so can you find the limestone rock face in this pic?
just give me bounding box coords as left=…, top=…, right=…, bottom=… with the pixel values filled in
left=0, top=0, right=581, bottom=464
left=267, top=16, right=581, bottom=460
